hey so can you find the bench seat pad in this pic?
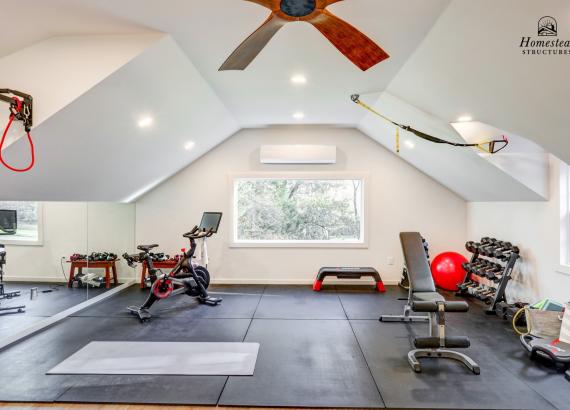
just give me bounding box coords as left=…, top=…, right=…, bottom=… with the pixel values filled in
left=413, top=292, right=445, bottom=302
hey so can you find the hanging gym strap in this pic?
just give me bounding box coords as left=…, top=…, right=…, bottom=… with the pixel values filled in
left=351, top=94, right=509, bottom=155
left=0, top=89, right=35, bottom=172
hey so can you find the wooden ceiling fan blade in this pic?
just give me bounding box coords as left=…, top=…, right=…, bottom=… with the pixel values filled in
left=220, top=13, right=287, bottom=70
left=322, top=0, right=345, bottom=6
left=244, top=0, right=280, bottom=10
left=308, top=10, right=389, bottom=71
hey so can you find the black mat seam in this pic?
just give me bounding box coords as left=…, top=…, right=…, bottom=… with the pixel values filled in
left=53, top=383, right=76, bottom=403
left=337, top=292, right=386, bottom=409
left=69, top=315, right=258, bottom=320
left=480, top=345, right=562, bottom=410
left=215, top=284, right=266, bottom=406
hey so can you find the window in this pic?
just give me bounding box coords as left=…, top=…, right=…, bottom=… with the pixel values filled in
left=0, top=201, right=42, bottom=245
left=233, top=176, right=365, bottom=246
left=559, top=161, right=570, bottom=275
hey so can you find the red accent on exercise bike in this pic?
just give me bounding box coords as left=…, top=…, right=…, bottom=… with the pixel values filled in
left=376, top=281, right=386, bottom=292
left=153, top=279, right=174, bottom=298
left=1, top=97, right=35, bottom=172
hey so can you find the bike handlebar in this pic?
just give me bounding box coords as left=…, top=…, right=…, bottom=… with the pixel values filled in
left=183, top=225, right=214, bottom=240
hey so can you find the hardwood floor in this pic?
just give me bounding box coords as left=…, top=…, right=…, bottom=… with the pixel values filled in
left=0, top=405, right=341, bottom=410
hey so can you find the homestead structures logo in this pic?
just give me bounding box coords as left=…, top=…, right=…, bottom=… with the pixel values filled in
left=538, top=16, right=557, bottom=36
left=520, top=16, right=570, bottom=55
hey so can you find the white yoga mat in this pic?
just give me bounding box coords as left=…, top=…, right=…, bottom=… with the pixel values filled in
left=47, top=341, right=259, bottom=376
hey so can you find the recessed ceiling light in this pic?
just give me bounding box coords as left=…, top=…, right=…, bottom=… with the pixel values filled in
left=137, top=116, right=154, bottom=128
left=290, top=74, right=307, bottom=85
left=404, top=140, right=415, bottom=149
left=457, top=115, right=473, bottom=122
left=292, top=111, right=305, bottom=120
left=184, top=141, right=196, bottom=151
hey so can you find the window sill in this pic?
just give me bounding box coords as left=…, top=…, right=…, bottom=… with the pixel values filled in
left=230, top=241, right=368, bottom=249
left=0, top=239, right=43, bottom=247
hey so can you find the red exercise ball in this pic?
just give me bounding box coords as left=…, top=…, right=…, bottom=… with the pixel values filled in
left=431, top=252, right=468, bottom=291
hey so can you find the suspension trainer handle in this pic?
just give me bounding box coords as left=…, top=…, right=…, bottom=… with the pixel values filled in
left=0, top=89, right=33, bottom=132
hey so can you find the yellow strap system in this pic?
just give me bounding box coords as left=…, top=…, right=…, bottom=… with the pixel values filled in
left=351, top=94, right=509, bottom=155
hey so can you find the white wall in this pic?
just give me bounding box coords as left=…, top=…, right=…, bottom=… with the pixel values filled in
left=467, top=155, right=570, bottom=303
left=2, top=202, right=135, bottom=282
left=136, top=127, right=468, bottom=284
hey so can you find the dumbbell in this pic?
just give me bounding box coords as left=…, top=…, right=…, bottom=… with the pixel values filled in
left=485, top=241, right=512, bottom=255
left=477, top=245, right=498, bottom=257
left=476, top=261, right=502, bottom=277
left=467, top=284, right=486, bottom=296
left=480, top=267, right=503, bottom=282
left=106, top=253, right=117, bottom=261
left=493, top=246, right=520, bottom=261
left=472, top=286, right=494, bottom=301
left=70, top=253, right=87, bottom=261
left=457, top=280, right=479, bottom=292
left=468, top=259, right=493, bottom=273
left=465, top=241, right=482, bottom=253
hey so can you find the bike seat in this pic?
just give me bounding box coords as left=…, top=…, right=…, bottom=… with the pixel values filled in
left=137, top=244, right=159, bottom=252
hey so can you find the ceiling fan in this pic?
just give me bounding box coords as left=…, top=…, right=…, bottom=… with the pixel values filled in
left=220, top=0, right=389, bottom=71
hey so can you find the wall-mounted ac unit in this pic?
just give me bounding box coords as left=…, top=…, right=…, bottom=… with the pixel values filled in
left=260, top=145, right=337, bottom=164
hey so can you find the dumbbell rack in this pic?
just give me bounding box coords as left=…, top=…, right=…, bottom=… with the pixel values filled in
left=457, top=238, right=520, bottom=315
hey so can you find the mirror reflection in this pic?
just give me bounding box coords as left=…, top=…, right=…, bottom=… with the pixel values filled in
left=85, top=202, right=136, bottom=299
left=0, top=201, right=88, bottom=338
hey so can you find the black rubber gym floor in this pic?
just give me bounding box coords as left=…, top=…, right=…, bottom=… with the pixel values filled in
left=0, top=284, right=567, bottom=409
left=0, top=282, right=108, bottom=339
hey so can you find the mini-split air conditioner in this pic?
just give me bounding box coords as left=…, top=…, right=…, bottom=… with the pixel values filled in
left=260, top=145, right=337, bottom=164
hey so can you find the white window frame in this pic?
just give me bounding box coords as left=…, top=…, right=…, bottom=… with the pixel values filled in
left=0, top=202, right=44, bottom=246
left=229, top=172, right=369, bottom=248
left=558, top=162, right=570, bottom=275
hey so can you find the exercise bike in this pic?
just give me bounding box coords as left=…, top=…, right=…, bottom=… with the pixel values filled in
left=0, top=244, right=25, bottom=314
left=123, top=218, right=222, bottom=322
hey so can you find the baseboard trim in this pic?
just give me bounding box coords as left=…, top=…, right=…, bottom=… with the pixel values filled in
left=0, top=280, right=136, bottom=352
left=211, top=278, right=400, bottom=286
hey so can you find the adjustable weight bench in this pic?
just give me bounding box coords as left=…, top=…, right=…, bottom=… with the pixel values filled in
left=380, top=232, right=480, bottom=374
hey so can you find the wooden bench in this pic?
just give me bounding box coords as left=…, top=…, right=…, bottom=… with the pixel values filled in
left=140, top=260, right=178, bottom=288
left=67, top=260, right=118, bottom=289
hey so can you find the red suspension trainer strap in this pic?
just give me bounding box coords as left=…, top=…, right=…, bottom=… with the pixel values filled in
left=0, top=96, right=35, bottom=172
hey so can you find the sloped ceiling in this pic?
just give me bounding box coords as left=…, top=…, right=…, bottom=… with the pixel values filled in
left=68, top=0, right=451, bottom=126
left=0, top=0, right=565, bottom=202
left=0, top=0, right=150, bottom=58
left=386, top=0, right=570, bottom=164
left=1, top=36, right=239, bottom=201
left=358, top=92, right=545, bottom=201
left=0, top=34, right=162, bottom=149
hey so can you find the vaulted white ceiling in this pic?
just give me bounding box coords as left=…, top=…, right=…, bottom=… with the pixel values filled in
left=387, top=0, right=570, bottom=163
left=0, top=0, right=150, bottom=58
left=75, top=0, right=450, bottom=126
left=1, top=36, right=238, bottom=201
left=1, top=0, right=567, bottom=202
